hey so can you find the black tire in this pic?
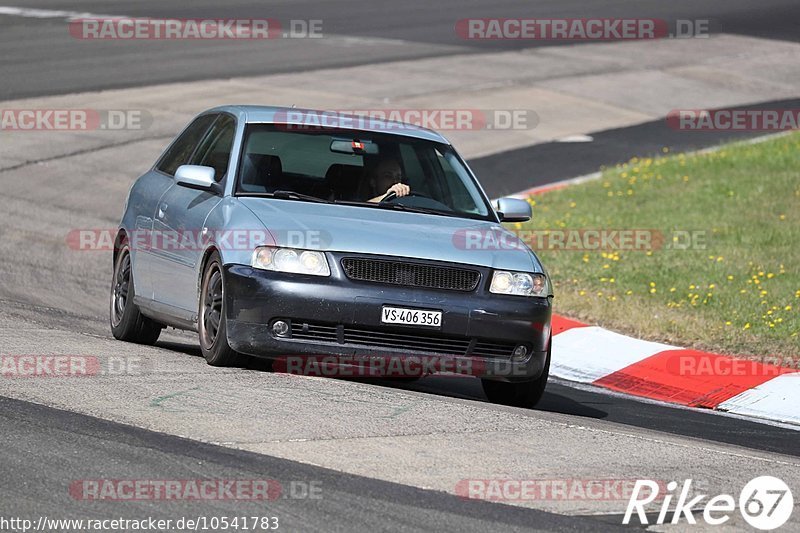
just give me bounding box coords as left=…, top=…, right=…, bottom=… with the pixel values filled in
left=110, top=243, right=163, bottom=345
left=198, top=252, right=244, bottom=367
left=481, top=339, right=551, bottom=408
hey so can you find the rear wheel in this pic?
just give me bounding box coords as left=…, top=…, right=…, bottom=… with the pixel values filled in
left=481, top=338, right=551, bottom=408
left=199, top=252, right=244, bottom=367
left=110, top=243, right=163, bottom=345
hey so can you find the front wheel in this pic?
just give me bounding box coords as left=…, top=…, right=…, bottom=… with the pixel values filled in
left=198, top=252, right=244, bottom=367
left=110, top=243, right=163, bottom=345
left=481, top=339, right=551, bottom=408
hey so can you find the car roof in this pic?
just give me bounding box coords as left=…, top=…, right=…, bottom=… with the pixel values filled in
left=204, top=105, right=451, bottom=144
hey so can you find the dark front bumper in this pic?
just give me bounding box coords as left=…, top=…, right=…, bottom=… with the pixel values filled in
left=223, top=262, right=552, bottom=381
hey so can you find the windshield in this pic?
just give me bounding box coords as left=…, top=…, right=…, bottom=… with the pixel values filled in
left=235, top=124, right=495, bottom=221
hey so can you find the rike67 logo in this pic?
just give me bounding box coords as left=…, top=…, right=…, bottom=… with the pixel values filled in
left=624, top=476, right=793, bottom=530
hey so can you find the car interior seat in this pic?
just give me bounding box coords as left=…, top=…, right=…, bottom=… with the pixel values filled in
left=325, top=163, right=364, bottom=201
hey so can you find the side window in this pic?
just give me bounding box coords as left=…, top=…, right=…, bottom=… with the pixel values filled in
left=192, top=115, right=236, bottom=182
left=156, top=114, right=217, bottom=176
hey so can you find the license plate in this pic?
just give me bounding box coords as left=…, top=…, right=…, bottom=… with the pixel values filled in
left=381, top=306, right=442, bottom=328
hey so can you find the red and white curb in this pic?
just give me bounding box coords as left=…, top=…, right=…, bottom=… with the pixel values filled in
left=550, top=315, right=800, bottom=427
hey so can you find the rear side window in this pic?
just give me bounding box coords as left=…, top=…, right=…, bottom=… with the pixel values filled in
left=192, top=115, right=236, bottom=182
left=156, top=114, right=217, bottom=176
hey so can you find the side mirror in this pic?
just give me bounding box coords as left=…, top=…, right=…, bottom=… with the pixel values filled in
left=495, top=197, right=531, bottom=222
left=175, top=165, right=219, bottom=193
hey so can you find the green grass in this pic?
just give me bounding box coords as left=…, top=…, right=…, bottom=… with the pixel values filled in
left=515, top=132, right=800, bottom=358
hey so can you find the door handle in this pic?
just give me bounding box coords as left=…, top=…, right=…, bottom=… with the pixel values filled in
left=157, top=203, right=168, bottom=219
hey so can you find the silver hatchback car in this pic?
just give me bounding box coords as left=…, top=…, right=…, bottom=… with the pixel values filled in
left=111, top=106, right=553, bottom=407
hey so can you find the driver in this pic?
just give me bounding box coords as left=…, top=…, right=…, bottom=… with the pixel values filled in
left=367, top=158, right=411, bottom=203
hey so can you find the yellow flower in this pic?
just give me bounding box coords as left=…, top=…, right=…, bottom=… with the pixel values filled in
left=727, top=275, right=734, bottom=281
left=743, top=323, right=751, bottom=330
left=725, top=321, right=731, bottom=326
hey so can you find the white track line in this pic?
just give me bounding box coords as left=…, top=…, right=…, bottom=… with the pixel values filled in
left=0, top=6, right=120, bottom=19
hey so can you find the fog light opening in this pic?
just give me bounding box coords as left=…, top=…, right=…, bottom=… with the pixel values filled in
left=272, top=320, right=290, bottom=337
left=511, top=345, right=529, bottom=362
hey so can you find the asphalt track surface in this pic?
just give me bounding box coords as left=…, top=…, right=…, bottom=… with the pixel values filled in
left=0, top=396, right=614, bottom=532
left=471, top=98, right=800, bottom=197
left=1, top=1, right=799, bottom=531
left=1, top=0, right=799, bottom=100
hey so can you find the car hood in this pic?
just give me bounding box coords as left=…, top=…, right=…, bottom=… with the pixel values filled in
left=238, top=198, right=543, bottom=272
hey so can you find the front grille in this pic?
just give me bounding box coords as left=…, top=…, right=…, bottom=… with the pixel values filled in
left=341, top=258, right=480, bottom=291
left=291, top=322, right=338, bottom=342
left=288, top=320, right=516, bottom=358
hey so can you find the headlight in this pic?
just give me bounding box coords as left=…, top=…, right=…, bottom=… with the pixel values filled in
left=251, top=246, right=330, bottom=276
left=490, top=270, right=549, bottom=297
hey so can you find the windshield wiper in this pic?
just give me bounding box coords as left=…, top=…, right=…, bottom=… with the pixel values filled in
left=335, top=200, right=459, bottom=217
left=268, top=190, right=331, bottom=203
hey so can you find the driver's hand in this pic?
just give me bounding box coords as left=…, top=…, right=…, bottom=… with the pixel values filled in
left=386, top=183, right=410, bottom=198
